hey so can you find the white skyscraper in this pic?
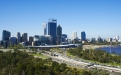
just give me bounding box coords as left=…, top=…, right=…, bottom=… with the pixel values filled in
left=72, top=31, right=77, bottom=40
left=116, top=35, right=119, bottom=40
left=43, top=22, right=47, bottom=35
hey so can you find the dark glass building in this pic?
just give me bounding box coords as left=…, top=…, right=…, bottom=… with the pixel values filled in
left=2, top=30, right=11, bottom=41
left=3, top=41, right=9, bottom=48
left=57, top=25, right=62, bottom=44
left=22, top=33, right=28, bottom=42
left=62, top=34, right=67, bottom=38
left=48, top=18, right=57, bottom=45
left=81, top=31, right=86, bottom=41
left=17, top=32, right=21, bottom=44
left=29, top=36, right=33, bottom=45
left=9, top=36, right=17, bottom=45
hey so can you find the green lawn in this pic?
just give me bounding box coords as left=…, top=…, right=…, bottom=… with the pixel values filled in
left=29, top=53, right=49, bottom=59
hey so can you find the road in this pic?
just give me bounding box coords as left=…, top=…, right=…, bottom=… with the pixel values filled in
left=42, top=51, right=121, bottom=74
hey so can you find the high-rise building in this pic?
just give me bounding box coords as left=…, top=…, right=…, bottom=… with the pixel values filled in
left=29, top=36, right=33, bottom=45
left=96, top=36, right=102, bottom=42
left=43, top=22, right=47, bottom=35
left=9, top=36, right=17, bottom=45
left=2, top=30, right=11, bottom=41
left=3, top=41, right=9, bottom=48
left=81, top=31, right=86, bottom=41
left=116, top=36, right=119, bottom=40
left=22, top=33, right=28, bottom=42
left=57, top=25, right=62, bottom=44
left=62, top=34, right=67, bottom=38
left=48, top=18, right=57, bottom=44
left=17, top=32, right=21, bottom=44
left=72, top=31, right=77, bottom=40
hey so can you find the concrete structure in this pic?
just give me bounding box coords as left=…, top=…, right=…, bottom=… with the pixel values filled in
left=90, top=38, right=96, bottom=42
left=57, top=25, right=62, bottom=44
left=29, top=36, right=33, bottom=45
left=72, top=31, right=77, bottom=40
left=43, top=22, right=47, bottom=35
left=48, top=18, right=57, bottom=45
left=116, top=35, right=119, bottom=41
left=26, top=44, right=81, bottom=49
left=16, top=32, right=21, bottom=44
left=2, top=30, right=11, bottom=41
left=106, top=38, right=112, bottom=42
left=96, top=36, right=102, bottom=42
left=22, top=33, right=28, bottom=42
left=81, top=31, right=86, bottom=41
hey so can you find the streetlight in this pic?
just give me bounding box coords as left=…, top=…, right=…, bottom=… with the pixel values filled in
left=110, top=41, right=112, bottom=54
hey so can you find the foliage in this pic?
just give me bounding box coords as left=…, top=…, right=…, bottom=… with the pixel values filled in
left=68, top=46, right=121, bottom=64
left=0, top=50, right=81, bottom=75
left=9, top=44, right=24, bottom=49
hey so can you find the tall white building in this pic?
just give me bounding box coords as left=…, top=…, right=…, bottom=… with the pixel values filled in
left=115, top=35, right=119, bottom=40
left=72, top=31, right=77, bottom=40
left=16, top=32, right=21, bottom=44
left=43, top=22, right=47, bottom=35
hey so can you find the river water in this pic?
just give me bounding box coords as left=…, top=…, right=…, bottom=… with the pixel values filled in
left=99, top=46, right=121, bottom=54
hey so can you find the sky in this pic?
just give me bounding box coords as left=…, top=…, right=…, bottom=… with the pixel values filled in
left=0, top=0, right=121, bottom=40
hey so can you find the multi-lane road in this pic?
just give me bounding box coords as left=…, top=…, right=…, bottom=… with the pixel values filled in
left=42, top=51, right=121, bottom=74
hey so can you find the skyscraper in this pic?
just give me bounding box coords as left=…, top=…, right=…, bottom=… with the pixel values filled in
left=72, top=31, right=77, bottom=40
left=115, top=35, right=119, bottom=40
left=57, top=25, right=62, bottom=44
left=17, top=32, right=21, bottom=44
left=81, top=31, right=86, bottom=41
left=48, top=18, right=57, bottom=44
left=2, top=30, right=11, bottom=41
left=22, top=33, right=28, bottom=42
left=29, top=36, right=33, bottom=45
left=43, top=22, right=47, bottom=35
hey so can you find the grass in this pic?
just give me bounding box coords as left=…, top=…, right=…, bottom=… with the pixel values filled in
left=29, top=53, right=49, bottom=59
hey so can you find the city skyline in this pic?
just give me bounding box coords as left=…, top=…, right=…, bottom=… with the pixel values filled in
left=0, top=0, right=121, bottom=39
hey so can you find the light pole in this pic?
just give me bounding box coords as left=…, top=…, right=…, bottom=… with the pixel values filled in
left=110, top=41, right=112, bottom=54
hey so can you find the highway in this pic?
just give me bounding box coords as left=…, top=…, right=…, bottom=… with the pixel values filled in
left=42, top=51, right=121, bottom=74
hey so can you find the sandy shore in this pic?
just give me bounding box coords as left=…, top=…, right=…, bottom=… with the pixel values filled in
left=83, top=45, right=110, bottom=50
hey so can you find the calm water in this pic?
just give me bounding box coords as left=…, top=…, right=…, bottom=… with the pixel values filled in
left=98, top=46, right=121, bottom=54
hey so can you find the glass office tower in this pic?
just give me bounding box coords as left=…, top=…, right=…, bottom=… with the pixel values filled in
left=81, top=31, right=86, bottom=41
left=48, top=18, right=57, bottom=45
left=2, top=30, right=11, bottom=41
left=17, top=32, right=21, bottom=44
left=57, top=25, right=62, bottom=44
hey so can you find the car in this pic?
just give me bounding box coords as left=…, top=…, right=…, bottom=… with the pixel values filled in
left=110, top=70, right=114, bottom=72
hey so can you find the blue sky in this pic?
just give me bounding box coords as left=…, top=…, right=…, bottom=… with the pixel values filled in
left=0, top=0, right=121, bottom=40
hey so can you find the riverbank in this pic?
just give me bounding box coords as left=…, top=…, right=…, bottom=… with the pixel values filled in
left=83, top=45, right=111, bottom=50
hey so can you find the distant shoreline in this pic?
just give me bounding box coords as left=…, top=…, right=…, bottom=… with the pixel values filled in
left=82, top=45, right=119, bottom=50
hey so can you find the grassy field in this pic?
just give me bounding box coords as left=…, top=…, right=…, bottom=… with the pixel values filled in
left=29, top=53, right=49, bottom=59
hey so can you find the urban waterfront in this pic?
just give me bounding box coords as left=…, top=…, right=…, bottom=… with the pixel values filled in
left=99, top=46, right=121, bottom=54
